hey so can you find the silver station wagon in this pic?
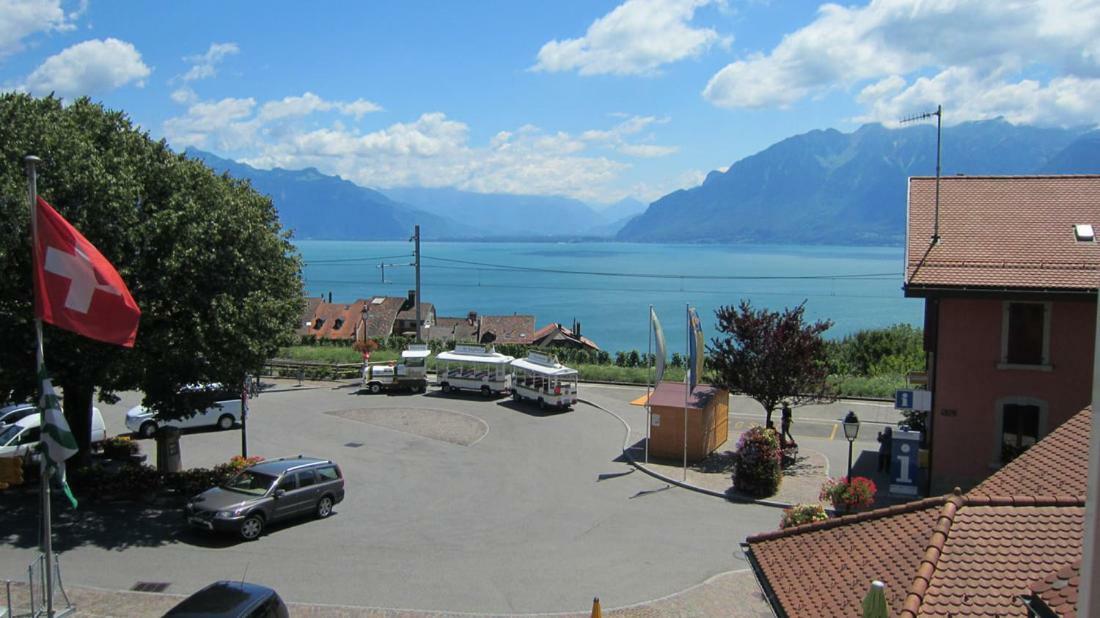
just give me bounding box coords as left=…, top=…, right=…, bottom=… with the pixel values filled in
left=185, top=456, right=345, bottom=541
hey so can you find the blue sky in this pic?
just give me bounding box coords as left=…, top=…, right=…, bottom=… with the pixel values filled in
left=3, top=1, right=1099, bottom=205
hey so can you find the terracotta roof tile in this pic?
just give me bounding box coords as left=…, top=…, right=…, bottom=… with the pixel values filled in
left=746, top=497, right=945, bottom=617
left=746, top=407, right=1093, bottom=618
left=1027, top=559, right=1081, bottom=618
left=970, top=407, right=1092, bottom=498
left=478, top=315, right=535, bottom=344
left=906, top=176, right=1100, bottom=291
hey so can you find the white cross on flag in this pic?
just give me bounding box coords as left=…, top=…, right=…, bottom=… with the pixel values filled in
left=33, top=197, right=141, bottom=347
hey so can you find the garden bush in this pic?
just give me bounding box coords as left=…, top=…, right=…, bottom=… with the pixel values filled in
left=102, top=436, right=139, bottom=461
left=731, top=425, right=783, bottom=497
left=779, top=503, right=828, bottom=529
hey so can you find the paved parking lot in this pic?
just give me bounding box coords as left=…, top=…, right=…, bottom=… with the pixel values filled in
left=1, top=381, right=791, bottom=615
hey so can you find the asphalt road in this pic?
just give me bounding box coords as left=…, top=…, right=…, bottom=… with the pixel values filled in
left=0, top=382, right=777, bottom=614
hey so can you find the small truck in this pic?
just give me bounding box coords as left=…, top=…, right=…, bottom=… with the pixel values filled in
left=362, top=345, right=431, bottom=394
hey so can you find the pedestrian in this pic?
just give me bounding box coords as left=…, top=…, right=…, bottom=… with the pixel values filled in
left=877, top=427, right=893, bottom=472
left=780, top=403, right=794, bottom=445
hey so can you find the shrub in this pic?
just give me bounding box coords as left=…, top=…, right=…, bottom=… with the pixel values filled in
left=819, top=476, right=877, bottom=511
left=779, top=503, right=829, bottom=529
left=102, top=436, right=139, bottom=461
left=732, top=426, right=783, bottom=497
left=72, top=463, right=162, bottom=499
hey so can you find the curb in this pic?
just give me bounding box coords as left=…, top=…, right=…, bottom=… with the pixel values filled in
left=578, top=398, right=794, bottom=510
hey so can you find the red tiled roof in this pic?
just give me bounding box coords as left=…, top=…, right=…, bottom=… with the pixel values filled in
left=970, top=407, right=1092, bottom=498
left=362, top=296, right=406, bottom=339
left=396, top=302, right=434, bottom=321
left=297, top=297, right=324, bottom=336
left=532, top=322, right=602, bottom=351
left=428, top=316, right=479, bottom=342
left=1027, top=559, right=1081, bottom=618
left=914, top=499, right=1084, bottom=617
left=906, top=176, right=1100, bottom=292
left=747, top=498, right=944, bottom=617
left=479, top=315, right=535, bottom=344
left=746, top=407, right=1092, bottom=618
left=303, top=299, right=366, bottom=340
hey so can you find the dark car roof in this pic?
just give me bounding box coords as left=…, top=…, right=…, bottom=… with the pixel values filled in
left=164, top=580, right=282, bottom=617
left=249, top=456, right=334, bottom=475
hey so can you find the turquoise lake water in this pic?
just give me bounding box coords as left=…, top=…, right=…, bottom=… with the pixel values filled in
left=297, top=240, right=923, bottom=355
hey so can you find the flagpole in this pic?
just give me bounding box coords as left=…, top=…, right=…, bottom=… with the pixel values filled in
left=646, top=305, right=653, bottom=464
left=683, top=304, right=689, bottom=482
left=26, top=155, right=55, bottom=617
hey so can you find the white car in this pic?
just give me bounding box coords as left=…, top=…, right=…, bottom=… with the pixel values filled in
left=125, top=386, right=242, bottom=439
left=0, top=408, right=106, bottom=459
left=0, top=403, right=37, bottom=426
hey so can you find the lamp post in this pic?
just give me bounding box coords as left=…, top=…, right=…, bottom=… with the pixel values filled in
left=843, top=411, right=861, bottom=513
left=843, top=410, right=861, bottom=480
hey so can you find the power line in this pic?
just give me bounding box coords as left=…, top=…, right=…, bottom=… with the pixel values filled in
left=303, top=253, right=413, bottom=265
left=419, top=255, right=898, bottom=281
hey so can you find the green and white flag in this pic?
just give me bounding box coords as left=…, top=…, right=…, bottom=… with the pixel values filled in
left=39, top=366, right=78, bottom=508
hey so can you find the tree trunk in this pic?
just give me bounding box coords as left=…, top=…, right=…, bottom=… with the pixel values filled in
left=764, top=406, right=775, bottom=430
left=59, top=380, right=94, bottom=468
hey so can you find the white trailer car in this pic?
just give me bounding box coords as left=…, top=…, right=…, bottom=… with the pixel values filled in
left=435, top=345, right=514, bottom=396
left=510, top=352, right=578, bottom=410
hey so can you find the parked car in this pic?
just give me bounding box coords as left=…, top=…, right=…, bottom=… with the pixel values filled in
left=164, top=580, right=289, bottom=617
left=125, top=385, right=242, bottom=438
left=0, top=407, right=106, bottom=459
left=185, top=456, right=344, bottom=541
left=0, top=403, right=37, bottom=426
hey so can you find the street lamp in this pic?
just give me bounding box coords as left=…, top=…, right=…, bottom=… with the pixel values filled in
left=843, top=411, right=861, bottom=480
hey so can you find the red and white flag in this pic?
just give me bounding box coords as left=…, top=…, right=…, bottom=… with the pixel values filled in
left=33, top=197, right=141, bottom=347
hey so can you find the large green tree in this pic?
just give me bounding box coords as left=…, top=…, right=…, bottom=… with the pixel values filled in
left=0, top=94, right=303, bottom=461
left=709, top=300, right=834, bottom=426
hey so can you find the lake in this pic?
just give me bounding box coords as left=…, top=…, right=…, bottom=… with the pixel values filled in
left=297, top=240, right=923, bottom=355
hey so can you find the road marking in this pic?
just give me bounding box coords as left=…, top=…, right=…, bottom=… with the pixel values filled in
left=828, top=423, right=838, bottom=441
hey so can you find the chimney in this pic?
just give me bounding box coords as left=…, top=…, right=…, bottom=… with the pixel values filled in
left=467, top=311, right=477, bottom=326
left=328, top=291, right=332, bottom=303
left=407, top=289, right=416, bottom=310
left=575, top=321, right=581, bottom=337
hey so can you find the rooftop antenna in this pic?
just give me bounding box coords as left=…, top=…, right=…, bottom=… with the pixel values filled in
left=900, top=104, right=943, bottom=244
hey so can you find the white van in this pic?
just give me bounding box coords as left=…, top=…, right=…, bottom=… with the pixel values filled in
left=0, top=407, right=106, bottom=459
left=125, top=385, right=242, bottom=438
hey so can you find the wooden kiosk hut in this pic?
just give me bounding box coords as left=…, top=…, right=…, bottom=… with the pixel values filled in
left=646, top=381, right=729, bottom=462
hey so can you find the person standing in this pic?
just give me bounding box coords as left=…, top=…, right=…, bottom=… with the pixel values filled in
left=780, top=403, right=794, bottom=445
left=877, top=427, right=893, bottom=472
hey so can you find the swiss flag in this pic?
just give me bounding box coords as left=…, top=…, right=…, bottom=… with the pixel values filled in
left=33, top=197, right=141, bottom=347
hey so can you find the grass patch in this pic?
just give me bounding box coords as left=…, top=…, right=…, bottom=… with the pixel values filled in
left=277, top=346, right=399, bottom=364
left=828, top=374, right=906, bottom=399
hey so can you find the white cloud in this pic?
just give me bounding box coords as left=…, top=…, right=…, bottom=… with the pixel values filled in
left=163, top=97, right=257, bottom=150
left=180, top=42, right=238, bottom=82
left=534, top=0, right=729, bottom=76
left=23, top=38, right=150, bottom=97
left=166, top=97, right=671, bottom=201
left=619, top=143, right=678, bottom=157
left=703, top=0, right=1100, bottom=127
left=0, top=0, right=74, bottom=61
left=258, top=92, right=382, bottom=121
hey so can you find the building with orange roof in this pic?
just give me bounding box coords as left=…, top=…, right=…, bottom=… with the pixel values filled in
left=744, top=406, right=1091, bottom=617
left=905, top=175, right=1100, bottom=492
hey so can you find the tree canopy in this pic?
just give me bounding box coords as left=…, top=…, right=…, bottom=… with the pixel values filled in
left=0, top=94, right=303, bottom=455
left=708, top=300, right=833, bottom=425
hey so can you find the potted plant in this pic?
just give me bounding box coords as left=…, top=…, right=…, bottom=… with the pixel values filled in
left=779, top=503, right=828, bottom=529
left=819, top=476, right=877, bottom=512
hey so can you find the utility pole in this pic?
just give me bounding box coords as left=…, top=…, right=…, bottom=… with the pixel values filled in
left=413, top=225, right=422, bottom=343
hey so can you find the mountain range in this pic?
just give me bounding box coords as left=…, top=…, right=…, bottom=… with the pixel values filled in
left=189, top=119, right=1100, bottom=246
left=617, top=120, right=1099, bottom=244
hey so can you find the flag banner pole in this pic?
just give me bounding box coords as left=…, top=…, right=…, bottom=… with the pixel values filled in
left=646, top=305, right=653, bottom=464
left=26, top=155, right=55, bottom=617
left=683, top=304, right=689, bottom=481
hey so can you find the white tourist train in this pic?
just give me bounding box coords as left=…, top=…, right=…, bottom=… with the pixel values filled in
left=362, top=344, right=432, bottom=393
left=509, top=352, right=578, bottom=410
left=435, top=344, right=515, bottom=396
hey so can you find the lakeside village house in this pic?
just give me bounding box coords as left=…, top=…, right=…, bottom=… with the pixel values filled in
left=298, top=290, right=601, bottom=352
left=905, top=175, right=1100, bottom=494
left=744, top=175, right=1100, bottom=618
